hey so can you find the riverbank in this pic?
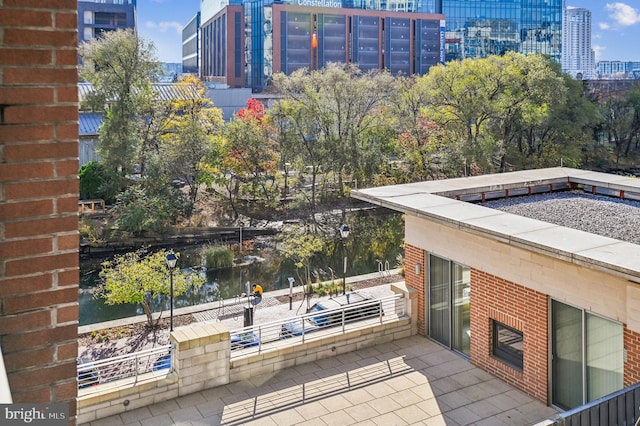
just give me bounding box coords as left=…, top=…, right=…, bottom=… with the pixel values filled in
left=78, top=270, right=404, bottom=361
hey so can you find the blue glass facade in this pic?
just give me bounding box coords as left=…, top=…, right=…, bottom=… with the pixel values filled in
left=440, top=0, right=562, bottom=61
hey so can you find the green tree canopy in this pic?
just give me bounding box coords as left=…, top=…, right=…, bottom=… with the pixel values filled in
left=79, top=29, right=163, bottom=179
left=99, top=249, right=205, bottom=328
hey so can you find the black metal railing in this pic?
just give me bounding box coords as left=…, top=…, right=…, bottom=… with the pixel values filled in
left=543, top=382, right=640, bottom=426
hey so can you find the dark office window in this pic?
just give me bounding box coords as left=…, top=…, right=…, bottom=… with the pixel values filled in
left=492, top=321, right=523, bottom=370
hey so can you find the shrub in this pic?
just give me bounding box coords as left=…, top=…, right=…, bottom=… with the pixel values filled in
left=201, top=245, right=234, bottom=269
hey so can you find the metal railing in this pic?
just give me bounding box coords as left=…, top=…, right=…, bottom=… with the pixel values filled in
left=541, top=382, right=640, bottom=426
left=230, top=294, right=406, bottom=357
left=78, top=345, right=173, bottom=393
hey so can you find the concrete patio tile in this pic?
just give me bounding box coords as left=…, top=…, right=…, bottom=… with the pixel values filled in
left=372, top=411, right=407, bottom=426
left=243, top=415, right=278, bottom=426
left=430, top=377, right=465, bottom=395
left=195, top=398, right=225, bottom=417
left=464, top=398, right=503, bottom=419
left=444, top=405, right=482, bottom=425
left=404, top=370, right=430, bottom=385
left=345, top=402, right=379, bottom=422
left=414, top=397, right=449, bottom=417
left=119, top=407, right=152, bottom=424
left=139, top=413, right=175, bottom=426
left=390, top=387, right=428, bottom=407
left=168, top=406, right=203, bottom=423
left=370, top=395, right=403, bottom=415
left=122, top=422, right=142, bottom=426
left=409, top=382, right=437, bottom=399
left=495, top=408, right=533, bottom=425
left=395, top=404, right=431, bottom=424
left=473, top=415, right=512, bottom=426
left=342, top=387, right=377, bottom=405
left=268, top=408, right=307, bottom=426
left=424, top=414, right=452, bottom=425
left=318, top=393, right=353, bottom=412
left=364, top=380, right=397, bottom=398
left=425, top=358, right=471, bottom=379
left=295, top=400, right=330, bottom=420
left=89, top=416, right=125, bottom=426
left=191, top=413, right=222, bottom=426
left=385, top=374, right=419, bottom=392
left=296, top=418, right=329, bottom=426
left=320, top=408, right=357, bottom=426
left=175, top=391, right=207, bottom=408
left=437, top=390, right=474, bottom=410
left=148, top=399, right=180, bottom=416
left=200, top=384, right=233, bottom=401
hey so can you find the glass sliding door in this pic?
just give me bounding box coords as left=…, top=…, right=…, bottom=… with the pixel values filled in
left=551, top=300, right=583, bottom=410
left=552, top=300, right=624, bottom=410
left=428, top=254, right=470, bottom=356
left=586, top=313, right=623, bottom=401
left=429, top=255, right=450, bottom=347
left=451, top=263, right=470, bottom=356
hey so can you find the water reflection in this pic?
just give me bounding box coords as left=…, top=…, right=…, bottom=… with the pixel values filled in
left=79, top=209, right=404, bottom=326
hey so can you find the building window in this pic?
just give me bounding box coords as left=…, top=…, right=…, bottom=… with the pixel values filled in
left=492, top=321, right=523, bottom=370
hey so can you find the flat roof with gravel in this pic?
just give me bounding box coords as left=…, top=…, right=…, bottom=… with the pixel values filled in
left=351, top=167, right=640, bottom=282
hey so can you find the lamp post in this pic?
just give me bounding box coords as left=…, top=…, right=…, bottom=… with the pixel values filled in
left=283, top=162, right=290, bottom=199
left=165, top=251, right=178, bottom=332
left=339, top=224, right=350, bottom=295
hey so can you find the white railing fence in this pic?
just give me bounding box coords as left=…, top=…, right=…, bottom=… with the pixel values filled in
left=230, top=293, right=406, bottom=357
left=78, top=345, right=173, bottom=393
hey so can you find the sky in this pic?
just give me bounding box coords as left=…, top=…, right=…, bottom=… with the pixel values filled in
left=137, top=0, right=640, bottom=63
left=137, top=0, right=201, bottom=63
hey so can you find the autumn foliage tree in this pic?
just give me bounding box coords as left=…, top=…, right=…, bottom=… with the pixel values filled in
left=222, top=99, right=280, bottom=214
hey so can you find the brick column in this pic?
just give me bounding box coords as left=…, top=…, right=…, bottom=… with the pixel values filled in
left=404, top=244, right=425, bottom=335
left=0, top=0, right=79, bottom=420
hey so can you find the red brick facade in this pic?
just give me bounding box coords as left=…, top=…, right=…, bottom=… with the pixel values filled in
left=404, top=244, right=425, bottom=335
left=470, top=269, right=548, bottom=403
left=624, top=328, right=640, bottom=386
left=0, top=0, right=79, bottom=420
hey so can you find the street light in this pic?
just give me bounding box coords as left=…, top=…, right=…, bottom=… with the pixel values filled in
left=339, top=224, right=350, bottom=295
left=165, top=251, right=178, bottom=332
left=283, top=162, right=291, bottom=199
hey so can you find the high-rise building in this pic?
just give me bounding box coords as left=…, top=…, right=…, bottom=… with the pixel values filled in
left=78, top=0, right=137, bottom=44
left=183, top=12, right=201, bottom=75
left=562, top=6, right=595, bottom=80
left=200, top=0, right=445, bottom=92
left=437, top=0, right=563, bottom=61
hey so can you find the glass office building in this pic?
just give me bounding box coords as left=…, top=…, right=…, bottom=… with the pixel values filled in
left=201, top=0, right=445, bottom=91
left=436, top=0, right=563, bottom=61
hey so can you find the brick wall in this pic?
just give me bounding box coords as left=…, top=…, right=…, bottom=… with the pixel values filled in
left=471, top=269, right=548, bottom=404
left=0, top=0, right=79, bottom=420
left=404, top=244, right=425, bottom=335
left=624, top=328, right=640, bottom=386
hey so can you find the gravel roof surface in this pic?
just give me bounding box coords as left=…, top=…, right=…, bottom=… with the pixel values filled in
left=482, top=190, right=640, bottom=245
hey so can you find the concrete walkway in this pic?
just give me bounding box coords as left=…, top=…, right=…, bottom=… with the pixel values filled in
left=83, top=335, right=558, bottom=426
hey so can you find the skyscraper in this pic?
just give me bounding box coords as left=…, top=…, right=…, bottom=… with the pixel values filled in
left=562, top=6, right=595, bottom=79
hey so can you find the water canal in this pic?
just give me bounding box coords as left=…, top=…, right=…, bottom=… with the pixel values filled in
left=79, top=209, right=404, bottom=325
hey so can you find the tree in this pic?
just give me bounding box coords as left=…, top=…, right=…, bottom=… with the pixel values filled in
left=223, top=99, right=280, bottom=210
left=271, top=63, right=397, bottom=206
left=418, top=53, right=568, bottom=175
left=161, top=75, right=224, bottom=214
left=278, top=224, right=326, bottom=289
left=98, top=249, right=205, bottom=328
left=79, top=29, right=163, bottom=179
